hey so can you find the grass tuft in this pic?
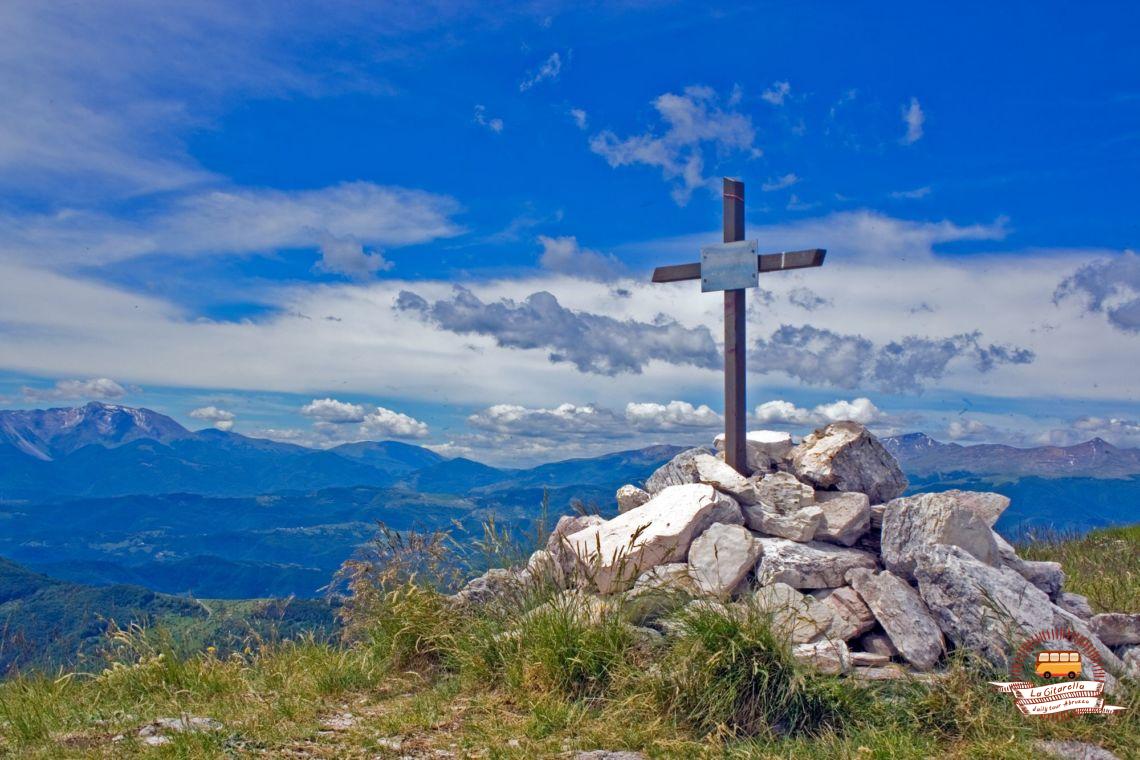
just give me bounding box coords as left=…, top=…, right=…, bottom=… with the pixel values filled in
left=651, top=601, right=860, bottom=740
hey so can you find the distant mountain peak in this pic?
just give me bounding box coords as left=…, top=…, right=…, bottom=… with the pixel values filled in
left=0, top=401, right=190, bottom=461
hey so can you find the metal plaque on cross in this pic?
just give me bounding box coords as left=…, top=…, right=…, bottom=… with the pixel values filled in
left=700, top=240, right=759, bottom=292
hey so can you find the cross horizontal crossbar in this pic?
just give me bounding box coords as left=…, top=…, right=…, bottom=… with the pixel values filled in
left=651, top=248, right=826, bottom=283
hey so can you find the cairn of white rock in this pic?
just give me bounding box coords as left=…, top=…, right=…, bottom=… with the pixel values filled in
left=453, top=421, right=1140, bottom=684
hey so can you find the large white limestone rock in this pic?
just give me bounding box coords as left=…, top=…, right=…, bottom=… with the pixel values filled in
left=564, top=483, right=722, bottom=594
left=753, top=582, right=836, bottom=643
left=880, top=493, right=1000, bottom=580
left=813, top=491, right=871, bottom=546
left=616, top=484, right=651, bottom=513
left=1018, top=560, right=1066, bottom=598
left=687, top=523, right=761, bottom=598
left=913, top=545, right=1056, bottom=669
left=754, top=537, right=879, bottom=590
left=692, top=454, right=759, bottom=504
left=714, top=430, right=794, bottom=472
left=846, top=567, right=944, bottom=671
left=789, top=422, right=907, bottom=504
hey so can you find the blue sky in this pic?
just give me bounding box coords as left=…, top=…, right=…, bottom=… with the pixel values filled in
left=1, top=1, right=1139, bottom=465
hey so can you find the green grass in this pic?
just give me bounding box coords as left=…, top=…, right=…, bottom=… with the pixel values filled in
left=1020, top=524, right=1140, bottom=612
left=1, top=526, right=1138, bottom=758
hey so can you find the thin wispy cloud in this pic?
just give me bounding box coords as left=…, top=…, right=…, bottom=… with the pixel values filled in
left=762, top=173, right=799, bottom=192
left=890, top=186, right=931, bottom=199
left=786, top=193, right=819, bottom=211
left=787, top=287, right=832, bottom=311
left=520, top=52, right=563, bottom=91
left=474, top=104, right=504, bottom=133
left=761, top=80, right=791, bottom=105
left=902, top=97, right=925, bottom=144
left=20, top=377, right=127, bottom=402
left=2, top=182, right=464, bottom=269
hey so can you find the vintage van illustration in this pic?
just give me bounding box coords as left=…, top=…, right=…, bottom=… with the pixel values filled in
left=1035, top=650, right=1082, bottom=679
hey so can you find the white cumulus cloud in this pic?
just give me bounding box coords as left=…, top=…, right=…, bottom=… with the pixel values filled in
left=189, top=405, right=236, bottom=431
left=301, top=398, right=367, bottom=423
left=468, top=403, right=617, bottom=437
left=359, top=406, right=430, bottom=439
left=753, top=397, right=884, bottom=427
left=625, top=400, right=721, bottom=431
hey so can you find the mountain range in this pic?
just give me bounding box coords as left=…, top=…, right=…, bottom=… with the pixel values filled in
left=882, top=432, right=1140, bottom=478
left=1, top=402, right=1139, bottom=602
left=0, top=402, right=688, bottom=501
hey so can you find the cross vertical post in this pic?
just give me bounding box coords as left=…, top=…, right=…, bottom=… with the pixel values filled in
left=649, top=178, right=825, bottom=478
left=722, top=178, right=748, bottom=475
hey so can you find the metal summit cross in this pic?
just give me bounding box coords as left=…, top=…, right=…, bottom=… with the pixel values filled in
left=651, top=177, right=826, bottom=477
